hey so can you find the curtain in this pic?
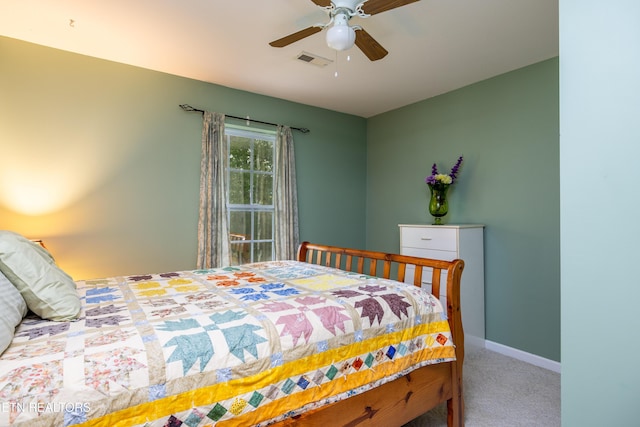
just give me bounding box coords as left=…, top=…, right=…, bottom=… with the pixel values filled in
left=274, top=125, right=300, bottom=260
left=196, top=112, right=231, bottom=269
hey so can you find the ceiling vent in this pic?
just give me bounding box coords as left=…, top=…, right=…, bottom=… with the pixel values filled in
left=296, top=51, right=333, bottom=68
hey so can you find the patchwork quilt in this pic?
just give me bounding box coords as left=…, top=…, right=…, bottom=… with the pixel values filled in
left=0, top=260, right=456, bottom=427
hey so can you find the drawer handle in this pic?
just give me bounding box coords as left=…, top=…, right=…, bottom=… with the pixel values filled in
left=420, top=237, right=433, bottom=240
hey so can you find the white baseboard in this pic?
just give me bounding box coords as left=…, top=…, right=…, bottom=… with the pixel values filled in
left=483, top=340, right=561, bottom=373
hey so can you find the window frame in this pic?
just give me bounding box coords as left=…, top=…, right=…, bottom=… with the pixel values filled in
left=225, top=125, right=276, bottom=264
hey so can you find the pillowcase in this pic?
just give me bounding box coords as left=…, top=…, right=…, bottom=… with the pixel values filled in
left=0, top=269, right=28, bottom=355
left=0, top=230, right=80, bottom=321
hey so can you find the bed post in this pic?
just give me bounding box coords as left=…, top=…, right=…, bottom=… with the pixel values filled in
left=297, top=241, right=310, bottom=262
left=446, top=259, right=465, bottom=426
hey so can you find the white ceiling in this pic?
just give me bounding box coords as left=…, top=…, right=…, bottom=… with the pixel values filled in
left=0, top=0, right=558, bottom=118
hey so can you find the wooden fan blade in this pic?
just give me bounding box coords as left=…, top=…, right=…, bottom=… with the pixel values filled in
left=355, top=28, right=388, bottom=61
left=269, top=26, right=323, bottom=48
left=362, top=0, right=419, bottom=15
left=309, top=0, right=332, bottom=6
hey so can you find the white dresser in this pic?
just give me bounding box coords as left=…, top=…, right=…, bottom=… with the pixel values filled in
left=399, top=224, right=485, bottom=346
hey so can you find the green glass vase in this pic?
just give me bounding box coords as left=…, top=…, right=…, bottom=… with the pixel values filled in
left=428, top=183, right=450, bottom=225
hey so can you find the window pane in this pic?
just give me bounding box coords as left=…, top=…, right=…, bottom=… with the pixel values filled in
left=229, top=137, right=251, bottom=170
left=229, top=171, right=250, bottom=204
left=253, top=140, right=273, bottom=172
left=255, top=211, right=273, bottom=240
left=253, top=174, right=273, bottom=205
left=230, top=211, right=251, bottom=265
left=254, top=242, right=273, bottom=262
left=229, top=211, right=251, bottom=237
left=231, top=241, right=251, bottom=264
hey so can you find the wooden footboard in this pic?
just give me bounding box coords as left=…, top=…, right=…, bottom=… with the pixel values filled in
left=288, top=242, right=466, bottom=427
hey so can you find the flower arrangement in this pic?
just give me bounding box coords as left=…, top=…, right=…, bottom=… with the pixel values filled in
left=424, top=155, right=463, bottom=224
left=425, top=156, right=463, bottom=186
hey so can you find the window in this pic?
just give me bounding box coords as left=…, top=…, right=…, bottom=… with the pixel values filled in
left=226, top=126, right=275, bottom=264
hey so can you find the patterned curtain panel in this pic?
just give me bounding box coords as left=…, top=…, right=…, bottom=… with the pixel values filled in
left=274, top=125, right=300, bottom=260
left=196, top=112, right=231, bottom=269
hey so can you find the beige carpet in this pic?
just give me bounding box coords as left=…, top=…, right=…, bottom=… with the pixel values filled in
left=403, top=346, right=560, bottom=427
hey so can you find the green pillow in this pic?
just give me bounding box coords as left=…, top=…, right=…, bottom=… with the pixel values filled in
left=0, top=269, right=28, bottom=355
left=0, top=231, right=80, bottom=321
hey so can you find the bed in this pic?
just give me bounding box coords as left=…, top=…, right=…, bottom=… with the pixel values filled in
left=0, top=233, right=465, bottom=427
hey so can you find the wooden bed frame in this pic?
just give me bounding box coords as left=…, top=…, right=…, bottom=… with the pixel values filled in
left=273, top=242, right=466, bottom=427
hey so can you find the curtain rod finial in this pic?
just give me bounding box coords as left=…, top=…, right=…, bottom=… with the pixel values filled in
left=180, top=104, right=204, bottom=114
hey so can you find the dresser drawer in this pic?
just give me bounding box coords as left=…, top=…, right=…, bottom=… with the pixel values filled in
left=401, top=246, right=457, bottom=262
left=400, top=227, right=457, bottom=252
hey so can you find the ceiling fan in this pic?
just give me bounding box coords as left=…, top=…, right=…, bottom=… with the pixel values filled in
left=269, top=0, right=419, bottom=61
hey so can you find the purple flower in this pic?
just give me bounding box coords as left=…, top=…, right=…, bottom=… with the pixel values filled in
left=425, top=156, right=463, bottom=185
left=449, top=156, right=463, bottom=182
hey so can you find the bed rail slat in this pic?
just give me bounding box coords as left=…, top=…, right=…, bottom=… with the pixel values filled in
left=398, top=263, right=407, bottom=282
left=369, top=259, right=377, bottom=276
left=382, top=260, right=391, bottom=279
left=431, top=267, right=442, bottom=298
left=413, top=263, right=423, bottom=287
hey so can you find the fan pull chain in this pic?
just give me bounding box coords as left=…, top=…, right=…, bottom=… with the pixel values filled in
left=333, top=51, right=352, bottom=78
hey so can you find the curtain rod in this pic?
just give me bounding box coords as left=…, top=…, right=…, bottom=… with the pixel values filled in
left=179, top=104, right=310, bottom=133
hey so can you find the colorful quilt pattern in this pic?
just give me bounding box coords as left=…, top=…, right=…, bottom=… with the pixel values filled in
left=0, top=261, right=455, bottom=427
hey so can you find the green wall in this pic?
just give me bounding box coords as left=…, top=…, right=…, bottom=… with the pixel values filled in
left=366, top=58, right=560, bottom=361
left=561, top=1, right=640, bottom=424
left=0, top=36, right=367, bottom=279
left=1, top=36, right=562, bottom=363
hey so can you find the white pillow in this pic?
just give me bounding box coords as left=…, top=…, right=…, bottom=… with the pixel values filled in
left=0, top=230, right=80, bottom=321
left=0, top=269, right=28, bottom=355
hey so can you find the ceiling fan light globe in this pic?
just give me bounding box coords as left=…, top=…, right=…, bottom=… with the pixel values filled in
left=326, top=24, right=356, bottom=51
